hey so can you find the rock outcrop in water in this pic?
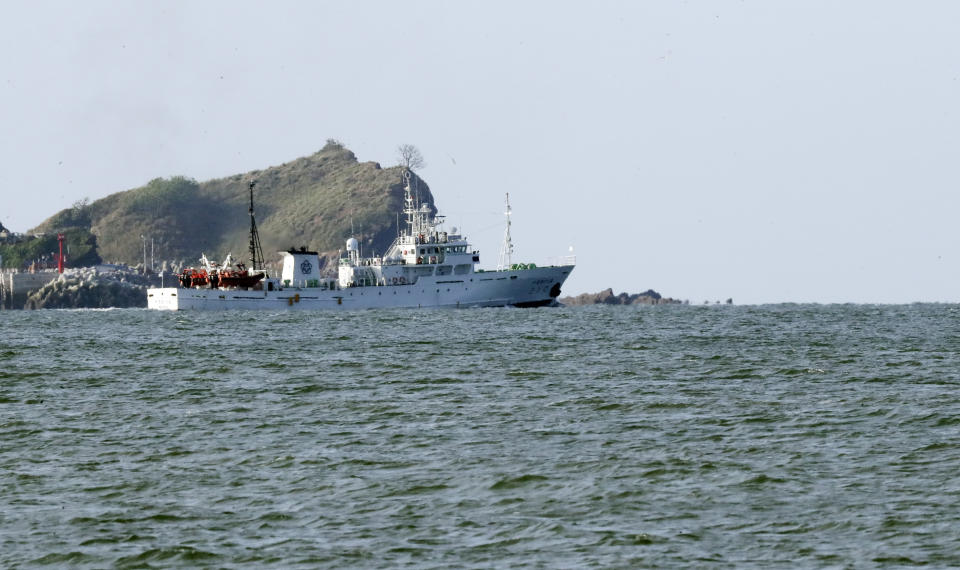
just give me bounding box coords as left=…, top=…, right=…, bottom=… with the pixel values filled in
left=23, top=267, right=157, bottom=309
left=559, top=288, right=684, bottom=306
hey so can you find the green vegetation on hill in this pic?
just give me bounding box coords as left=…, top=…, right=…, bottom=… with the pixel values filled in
left=0, top=229, right=100, bottom=269
left=26, top=142, right=435, bottom=270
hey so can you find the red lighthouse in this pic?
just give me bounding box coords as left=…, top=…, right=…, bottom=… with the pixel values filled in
left=57, top=233, right=65, bottom=274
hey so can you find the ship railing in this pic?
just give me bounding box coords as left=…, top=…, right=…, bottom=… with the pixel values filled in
left=545, top=255, right=577, bottom=267
left=282, top=278, right=338, bottom=290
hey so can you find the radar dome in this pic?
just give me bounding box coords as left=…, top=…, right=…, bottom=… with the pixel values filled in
left=346, top=237, right=359, bottom=252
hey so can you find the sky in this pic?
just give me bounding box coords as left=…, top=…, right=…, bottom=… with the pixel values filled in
left=2, top=1, right=959, bottom=304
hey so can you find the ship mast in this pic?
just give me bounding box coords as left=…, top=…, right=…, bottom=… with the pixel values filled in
left=248, top=180, right=265, bottom=271
left=497, top=193, right=513, bottom=271
left=403, top=170, right=416, bottom=236
left=403, top=169, right=428, bottom=239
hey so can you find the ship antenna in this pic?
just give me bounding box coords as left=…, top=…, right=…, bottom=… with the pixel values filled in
left=497, top=193, right=513, bottom=271
left=248, top=180, right=265, bottom=271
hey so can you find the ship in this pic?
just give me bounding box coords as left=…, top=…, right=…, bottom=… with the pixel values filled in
left=147, top=172, right=575, bottom=310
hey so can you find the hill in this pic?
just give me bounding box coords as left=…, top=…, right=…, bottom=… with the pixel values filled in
left=26, top=141, right=435, bottom=272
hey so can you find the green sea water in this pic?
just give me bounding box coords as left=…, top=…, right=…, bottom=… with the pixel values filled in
left=2, top=304, right=959, bottom=567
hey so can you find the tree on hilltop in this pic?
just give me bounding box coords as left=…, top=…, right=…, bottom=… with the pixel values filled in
left=396, top=144, right=426, bottom=171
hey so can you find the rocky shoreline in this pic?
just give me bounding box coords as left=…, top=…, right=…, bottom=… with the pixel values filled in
left=559, top=288, right=686, bottom=306
left=23, top=267, right=158, bottom=309
left=18, top=277, right=696, bottom=310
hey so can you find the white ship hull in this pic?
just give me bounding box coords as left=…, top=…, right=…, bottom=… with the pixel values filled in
left=147, top=265, right=573, bottom=311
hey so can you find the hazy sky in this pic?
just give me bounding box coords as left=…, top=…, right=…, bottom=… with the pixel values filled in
left=2, top=1, right=958, bottom=303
